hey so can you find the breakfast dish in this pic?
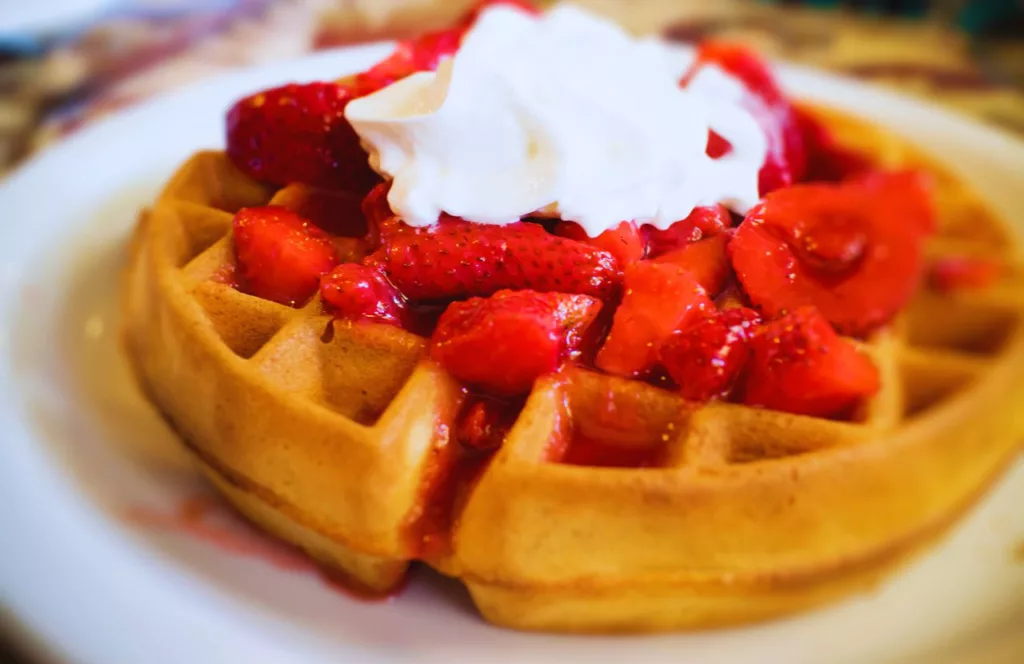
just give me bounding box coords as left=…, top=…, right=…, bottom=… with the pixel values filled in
left=121, top=0, right=1024, bottom=633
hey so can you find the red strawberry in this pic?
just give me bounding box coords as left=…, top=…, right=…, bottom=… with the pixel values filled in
left=455, top=394, right=523, bottom=451
left=847, top=169, right=936, bottom=234
left=272, top=183, right=367, bottom=237
left=320, top=263, right=407, bottom=326
left=595, top=262, right=714, bottom=378
left=683, top=41, right=806, bottom=196
left=929, top=256, right=1002, bottom=293
left=654, top=232, right=732, bottom=297
left=376, top=218, right=620, bottom=301
left=744, top=307, right=880, bottom=418
left=660, top=307, right=761, bottom=401
left=730, top=176, right=932, bottom=336
left=553, top=220, right=645, bottom=267
left=642, top=205, right=730, bottom=258
left=431, top=290, right=602, bottom=396
left=226, top=82, right=379, bottom=192
left=354, top=28, right=463, bottom=93
left=233, top=206, right=339, bottom=307
left=794, top=105, right=875, bottom=183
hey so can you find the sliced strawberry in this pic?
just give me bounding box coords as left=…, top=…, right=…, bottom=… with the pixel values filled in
left=377, top=218, right=620, bottom=301
left=643, top=205, right=730, bottom=258
left=683, top=41, right=806, bottom=196
left=744, top=307, right=880, bottom=418
left=553, top=220, right=645, bottom=267
left=929, top=256, right=1002, bottom=293
left=272, top=183, right=367, bottom=238
left=226, top=82, right=379, bottom=193
left=660, top=307, right=761, bottom=401
left=354, top=28, right=463, bottom=93
left=232, top=206, right=339, bottom=307
left=595, top=262, right=714, bottom=378
left=431, top=290, right=602, bottom=396
left=848, top=169, right=935, bottom=234
left=455, top=394, right=523, bottom=451
left=794, top=105, right=874, bottom=183
left=654, top=232, right=732, bottom=297
left=320, top=263, right=407, bottom=326
left=730, top=176, right=932, bottom=336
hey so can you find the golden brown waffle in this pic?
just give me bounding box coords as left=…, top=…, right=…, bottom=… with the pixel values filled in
left=122, top=105, right=1024, bottom=632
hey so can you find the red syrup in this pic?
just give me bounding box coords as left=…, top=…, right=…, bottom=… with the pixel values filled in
left=124, top=494, right=405, bottom=602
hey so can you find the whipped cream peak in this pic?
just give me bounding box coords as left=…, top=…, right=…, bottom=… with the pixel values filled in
left=345, top=3, right=767, bottom=237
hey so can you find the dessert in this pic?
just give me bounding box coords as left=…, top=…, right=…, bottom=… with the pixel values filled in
left=122, top=0, right=1024, bottom=633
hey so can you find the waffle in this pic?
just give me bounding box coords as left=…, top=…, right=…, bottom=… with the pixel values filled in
left=121, top=104, right=1024, bottom=632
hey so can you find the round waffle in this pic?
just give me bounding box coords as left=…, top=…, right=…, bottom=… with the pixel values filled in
left=121, top=104, right=1024, bottom=633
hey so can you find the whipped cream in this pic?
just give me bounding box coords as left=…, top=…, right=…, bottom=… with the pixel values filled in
left=345, top=4, right=767, bottom=237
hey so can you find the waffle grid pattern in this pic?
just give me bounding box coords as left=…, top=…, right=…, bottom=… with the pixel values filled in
left=122, top=106, right=1024, bottom=632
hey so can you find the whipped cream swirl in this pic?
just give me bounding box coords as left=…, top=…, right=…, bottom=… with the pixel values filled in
left=345, top=4, right=767, bottom=237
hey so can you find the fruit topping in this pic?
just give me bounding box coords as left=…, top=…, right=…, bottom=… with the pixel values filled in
left=354, top=28, right=463, bottom=94
left=730, top=175, right=933, bottom=336
left=642, top=204, right=731, bottom=258
left=744, top=306, right=879, bottom=418
left=232, top=206, right=339, bottom=307
left=375, top=219, right=620, bottom=302
left=929, top=256, right=1002, bottom=293
left=596, top=262, right=714, bottom=378
left=320, top=263, right=408, bottom=326
left=455, top=394, right=524, bottom=451
left=683, top=41, right=806, bottom=196
left=654, top=231, right=732, bottom=297
left=660, top=307, right=761, bottom=401
left=431, top=290, right=602, bottom=396
left=794, top=105, right=874, bottom=183
left=272, top=183, right=367, bottom=238
left=553, top=220, right=645, bottom=267
left=226, top=82, right=379, bottom=192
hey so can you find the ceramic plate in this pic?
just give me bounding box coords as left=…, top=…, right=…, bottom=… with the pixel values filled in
left=0, top=44, right=1022, bottom=664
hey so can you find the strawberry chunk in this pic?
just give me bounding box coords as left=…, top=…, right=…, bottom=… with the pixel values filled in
left=232, top=207, right=339, bottom=307
left=596, top=262, right=714, bottom=378
left=643, top=205, right=731, bottom=258
left=553, top=220, right=645, bottom=266
left=377, top=218, right=620, bottom=301
left=730, top=175, right=932, bottom=336
left=654, top=232, right=732, bottom=297
left=929, top=256, right=1002, bottom=293
left=744, top=307, right=880, bottom=418
left=320, top=263, right=407, bottom=326
left=354, top=28, right=463, bottom=93
left=226, top=82, right=379, bottom=193
left=684, top=41, right=806, bottom=196
left=660, top=307, right=761, bottom=401
left=455, top=394, right=523, bottom=451
left=431, top=290, right=602, bottom=396
left=794, top=105, right=874, bottom=183
left=272, top=183, right=367, bottom=238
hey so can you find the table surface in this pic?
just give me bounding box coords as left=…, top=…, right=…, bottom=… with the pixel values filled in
left=0, top=0, right=1021, bottom=661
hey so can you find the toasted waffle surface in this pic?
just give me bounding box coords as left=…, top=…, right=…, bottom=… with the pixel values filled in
left=122, top=106, right=1024, bottom=631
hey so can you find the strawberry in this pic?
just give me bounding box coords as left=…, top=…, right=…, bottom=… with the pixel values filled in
left=683, top=41, right=806, bottom=196
left=654, top=231, right=732, bottom=297
left=320, top=263, right=407, bottom=326
left=226, top=82, right=380, bottom=193
left=553, top=220, right=645, bottom=267
left=660, top=307, right=761, bottom=401
left=455, top=394, right=523, bottom=451
left=376, top=218, right=620, bottom=302
left=595, top=262, right=714, bottom=378
left=794, top=105, right=874, bottom=183
left=354, top=28, right=463, bottom=93
left=730, top=176, right=932, bottom=336
left=431, top=290, right=602, bottom=396
left=848, top=169, right=936, bottom=234
left=929, top=256, right=1002, bottom=293
left=642, top=205, right=731, bottom=258
left=232, top=206, right=339, bottom=307
left=744, top=307, right=880, bottom=418
left=272, top=183, right=367, bottom=238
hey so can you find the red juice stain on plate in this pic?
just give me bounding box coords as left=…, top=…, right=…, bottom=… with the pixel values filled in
left=124, top=494, right=403, bottom=602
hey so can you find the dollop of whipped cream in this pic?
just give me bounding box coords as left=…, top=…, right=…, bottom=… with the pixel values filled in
left=345, top=4, right=767, bottom=236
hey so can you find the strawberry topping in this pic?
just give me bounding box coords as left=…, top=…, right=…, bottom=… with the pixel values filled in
left=642, top=205, right=731, bottom=258
left=660, top=307, right=761, bottom=401
left=654, top=231, right=732, bottom=297
left=431, top=290, right=602, bottom=396
left=455, top=394, right=523, bottom=451
left=730, top=175, right=932, bottom=336
left=320, top=263, right=408, bottom=326
left=596, top=262, right=714, bottom=378
left=232, top=206, right=339, bottom=307
left=929, top=256, right=1002, bottom=293
left=744, top=307, right=880, bottom=418
left=553, top=220, right=645, bottom=267
left=795, top=105, right=874, bottom=183
left=376, top=218, right=620, bottom=302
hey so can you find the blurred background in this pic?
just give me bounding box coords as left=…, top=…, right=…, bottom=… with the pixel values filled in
left=0, top=0, right=1021, bottom=180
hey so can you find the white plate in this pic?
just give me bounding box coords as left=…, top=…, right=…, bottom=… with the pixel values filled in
left=1, top=44, right=1023, bottom=664
left=0, top=0, right=118, bottom=38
